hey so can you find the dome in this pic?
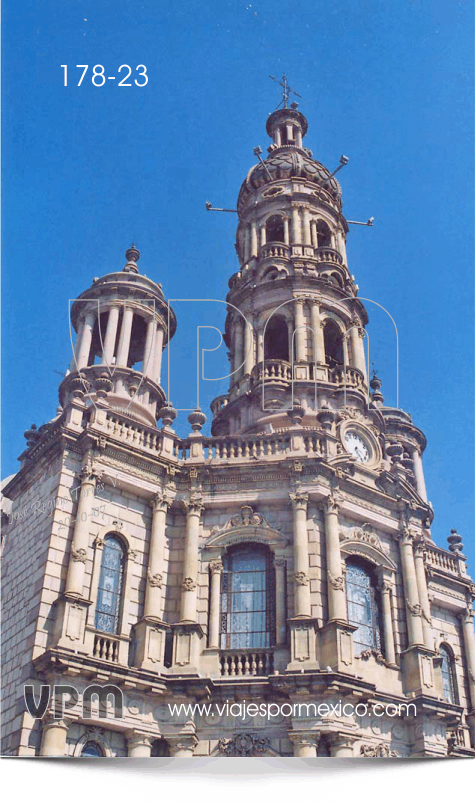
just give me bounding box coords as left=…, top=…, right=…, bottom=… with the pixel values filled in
left=237, top=148, right=342, bottom=213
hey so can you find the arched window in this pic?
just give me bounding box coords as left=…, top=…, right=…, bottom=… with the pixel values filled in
left=220, top=544, right=275, bottom=649
left=316, top=220, right=332, bottom=249
left=264, top=316, right=289, bottom=361
left=345, top=558, right=383, bottom=656
left=266, top=215, right=285, bottom=243
left=80, top=741, right=104, bottom=757
left=439, top=644, right=458, bottom=704
left=95, top=535, right=125, bottom=634
left=151, top=738, right=171, bottom=757
left=323, top=319, right=343, bottom=367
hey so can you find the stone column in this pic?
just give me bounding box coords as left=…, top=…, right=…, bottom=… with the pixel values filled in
left=378, top=578, right=397, bottom=665
left=251, top=221, right=258, bottom=257
left=294, top=299, right=306, bottom=363
left=289, top=492, right=311, bottom=617
left=310, top=303, right=325, bottom=365
left=234, top=318, right=245, bottom=380
left=102, top=305, right=120, bottom=367
left=243, top=319, right=254, bottom=376
left=291, top=206, right=301, bottom=244
left=142, top=316, right=156, bottom=379
left=283, top=217, right=290, bottom=245
left=260, top=224, right=266, bottom=247
left=349, top=323, right=366, bottom=378
left=208, top=560, right=223, bottom=648
left=310, top=219, right=318, bottom=248
left=460, top=603, right=475, bottom=712
left=256, top=330, right=264, bottom=364
left=399, top=529, right=425, bottom=646
left=274, top=558, right=287, bottom=645
left=323, top=495, right=347, bottom=622
left=144, top=492, right=172, bottom=619
left=243, top=226, right=251, bottom=263
left=411, top=449, right=428, bottom=502
left=74, top=310, right=96, bottom=370
left=64, top=463, right=101, bottom=597
left=180, top=498, right=204, bottom=622
left=289, top=732, right=318, bottom=757
left=413, top=540, right=433, bottom=649
left=152, top=327, right=164, bottom=384
left=40, top=717, right=70, bottom=757
left=116, top=305, right=134, bottom=367
left=126, top=732, right=153, bottom=757
left=301, top=208, right=312, bottom=245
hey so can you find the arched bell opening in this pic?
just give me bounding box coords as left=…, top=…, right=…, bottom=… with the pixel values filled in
left=264, top=316, right=289, bottom=361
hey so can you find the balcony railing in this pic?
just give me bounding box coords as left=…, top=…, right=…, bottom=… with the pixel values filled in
left=251, top=359, right=292, bottom=384
left=425, top=546, right=460, bottom=575
left=314, top=247, right=343, bottom=265
left=220, top=649, right=274, bottom=677
left=93, top=633, right=120, bottom=662
left=259, top=242, right=291, bottom=260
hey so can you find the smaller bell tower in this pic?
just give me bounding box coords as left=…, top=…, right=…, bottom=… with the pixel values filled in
left=60, top=247, right=176, bottom=427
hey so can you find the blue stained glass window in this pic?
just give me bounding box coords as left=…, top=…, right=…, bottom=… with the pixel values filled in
left=440, top=644, right=457, bottom=704
left=80, top=741, right=103, bottom=757
left=95, top=536, right=125, bottom=634
left=220, top=545, right=275, bottom=649
left=345, top=558, right=383, bottom=655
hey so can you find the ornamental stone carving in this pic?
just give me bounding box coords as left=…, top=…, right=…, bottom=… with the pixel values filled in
left=218, top=733, right=270, bottom=757
left=406, top=600, right=422, bottom=617
left=209, top=560, right=224, bottom=575
left=360, top=743, right=397, bottom=757
left=289, top=491, right=309, bottom=508
left=147, top=572, right=163, bottom=588
left=230, top=506, right=263, bottom=527
left=359, top=648, right=388, bottom=666
left=293, top=571, right=309, bottom=586
left=327, top=571, right=344, bottom=590
left=71, top=547, right=87, bottom=563
left=182, top=577, right=197, bottom=592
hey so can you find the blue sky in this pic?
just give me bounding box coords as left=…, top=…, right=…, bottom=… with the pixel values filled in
left=2, top=1, right=474, bottom=568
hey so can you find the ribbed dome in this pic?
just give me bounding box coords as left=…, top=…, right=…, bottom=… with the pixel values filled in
left=237, top=147, right=342, bottom=212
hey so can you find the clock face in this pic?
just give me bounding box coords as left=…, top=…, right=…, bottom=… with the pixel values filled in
left=344, top=430, right=371, bottom=463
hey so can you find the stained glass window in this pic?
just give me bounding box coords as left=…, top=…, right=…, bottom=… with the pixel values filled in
left=345, top=558, right=383, bottom=655
left=80, top=741, right=103, bottom=757
left=440, top=644, right=457, bottom=704
left=220, top=545, right=275, bottom=649
left=95, top=535, right=125, bottom=634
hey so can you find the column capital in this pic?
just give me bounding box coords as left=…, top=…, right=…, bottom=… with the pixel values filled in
left=398, top=526, right=416, bottom=546
left=273, top=556, right=287, bottom=568
left=288, top=731, right=319, bottom=749
left=167, top=733, right=198, bottom=755
left=322, top=492, right=342, bottom=514
left=152, top=489, right=174, bottom=512
left=209, top=559, right=224, bottom=576
left=78, top=457, right=103, bottom=485
left=42, top=714, right=72, bottom=731
left=289, top=491, right=309, bottom=510
left=183, top=495, right=205, bottom=516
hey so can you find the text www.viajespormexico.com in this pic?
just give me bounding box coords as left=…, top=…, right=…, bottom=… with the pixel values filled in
left=168, top=701, right=417, bottom=720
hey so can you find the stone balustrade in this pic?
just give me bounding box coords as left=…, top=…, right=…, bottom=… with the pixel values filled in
left=425, top=546, right=461, bottom=576
left=220, top=649, right=274, bottom=677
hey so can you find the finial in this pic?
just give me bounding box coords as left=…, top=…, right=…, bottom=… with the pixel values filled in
left=188, top=407, right=207, bottom=433
left=370, top=367, right=384, bottom=407
left=123, top=244, right=140, bottom=273
left=269, top=73, right=302, bottom=109
left=158, top=402, right=177, bottom=428
left=447, top=528, right=464, bottom=554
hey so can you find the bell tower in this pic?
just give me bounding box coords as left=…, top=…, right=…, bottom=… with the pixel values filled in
left=61, top=246, right=176, bottom=427
left=211, top=104, right=368, bottom=436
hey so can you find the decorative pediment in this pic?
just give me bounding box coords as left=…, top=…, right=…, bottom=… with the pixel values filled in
left=205, top=506, right=287, bottom=549
left=376, top=470, right=426, bottom=509
left=340, top=525, right=396, bottom=571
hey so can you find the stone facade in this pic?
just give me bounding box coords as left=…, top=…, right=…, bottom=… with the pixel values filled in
left=2, top=104, right=475, bottom=758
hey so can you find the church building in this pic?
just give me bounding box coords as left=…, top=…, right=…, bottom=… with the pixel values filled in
left=2, top=92, right=475, bottom=758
